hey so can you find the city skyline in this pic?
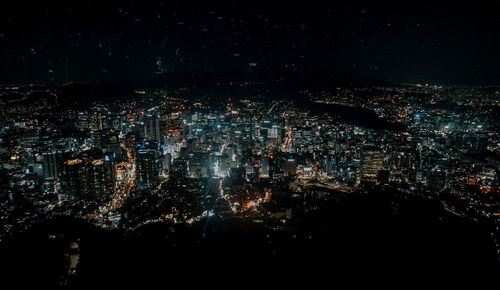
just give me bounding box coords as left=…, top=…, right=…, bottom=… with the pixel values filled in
left=1, top=0, right=500, bottom=287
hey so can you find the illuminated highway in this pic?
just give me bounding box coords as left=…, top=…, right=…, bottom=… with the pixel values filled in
left=86, top=142, right=136, bottom=227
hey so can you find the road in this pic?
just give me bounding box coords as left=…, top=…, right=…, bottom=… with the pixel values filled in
left=86, top=143, right=135, bottom=225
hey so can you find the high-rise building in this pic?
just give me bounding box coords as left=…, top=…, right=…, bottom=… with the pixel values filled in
left=427, top=169, right=447, bottom=191
left=62, top=151, right=115, bottom=199
left=89, top=158, right=113, bottom=197
left=360, top=145, right=384, bottom=183
left=42, top=151, right=58, bottom=180
left=136, top=149, right=160, bottom=189
left=163, top=152, right=172, bottom=172
left=269, top=125, right=279, bottom=139
left=145, top=113, right=161, bottom=141
left=106, top=138, right=123, bottom=162
left=261, top=155, right=270, bottom=177
left=284, top=157, right=297, bottom=176
left=62, top=158, right=90, bottom=199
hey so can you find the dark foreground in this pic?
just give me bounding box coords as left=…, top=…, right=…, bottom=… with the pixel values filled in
left=1, top=193, right=498, bottom=288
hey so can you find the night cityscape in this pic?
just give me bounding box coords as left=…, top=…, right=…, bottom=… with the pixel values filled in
left=1, top=0, right=500, bottom=286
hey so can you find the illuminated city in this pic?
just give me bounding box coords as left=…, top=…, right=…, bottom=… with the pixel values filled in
left=1, top=0, right=500, bottom=286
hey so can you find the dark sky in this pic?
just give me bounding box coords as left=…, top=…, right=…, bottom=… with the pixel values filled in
left=1, top=0, right=499, bottom=85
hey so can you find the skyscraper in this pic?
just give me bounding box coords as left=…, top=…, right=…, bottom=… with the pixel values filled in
left=136, top=149, right=160, bottom=189
left=42, top=151, right=58, bottom=180
left=62, top=158, right=90, bottom=199
left=360, top=145, right=384, bottom=184
left=62, top=152, right=115, bottom=199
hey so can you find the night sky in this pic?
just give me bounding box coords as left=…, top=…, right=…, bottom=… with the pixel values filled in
left=1, top=0, right=499, bottom=85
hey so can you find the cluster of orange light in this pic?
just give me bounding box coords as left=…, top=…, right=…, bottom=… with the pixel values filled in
left=66, top=159, right=82, bottom=165
left=479, top=185, right=492, bottom=194
left=263, top=190, right=272, bottom=202
left=244, top=201, right=255, bottom=211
